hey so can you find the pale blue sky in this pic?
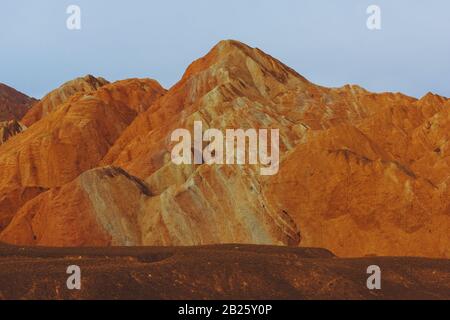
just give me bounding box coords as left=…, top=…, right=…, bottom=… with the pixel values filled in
left=1, top=0, right=449, bottom=98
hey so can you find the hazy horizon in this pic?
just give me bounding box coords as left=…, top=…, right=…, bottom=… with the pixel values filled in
left=1, top=0, right=449, bottom=99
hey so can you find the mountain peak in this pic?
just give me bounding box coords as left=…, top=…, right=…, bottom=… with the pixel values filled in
left=58, top=74, right=109, bottom=92
left=180, top=39, right=308, bottom=87
left=419, top=92, right=447, bottom=103
left=21, top=75, right=109, bottom=126
left=212, top=39, right=254, bottom=54
left=415, top=91, right=448, bottom=117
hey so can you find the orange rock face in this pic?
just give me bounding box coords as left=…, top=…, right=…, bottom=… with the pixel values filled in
left=0, top=167, right=144, bottom=246
left=1, top=41, right=449, bottom=259
left=21, top=75, right=109, bottom=127
left=0, top=83, right=36, bottom=122
left=0, top=78, right=165, bottom=230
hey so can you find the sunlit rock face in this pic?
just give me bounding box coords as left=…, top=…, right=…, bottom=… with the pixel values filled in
left=0, top=78, right=165, bottom=230
left=1, top=40, right=449, bottom=258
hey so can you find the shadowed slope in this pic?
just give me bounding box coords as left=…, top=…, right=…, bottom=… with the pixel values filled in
left=0, top=83, right=36, bottom=122
left=0, top=120, right=26, bottom=144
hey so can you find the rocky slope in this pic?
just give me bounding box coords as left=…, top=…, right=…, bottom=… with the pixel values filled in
left=0, top=40, right=449, bottom=259
left=0, top=78, right=165, bottom=230
left=0, top=83, right=36, bottom=122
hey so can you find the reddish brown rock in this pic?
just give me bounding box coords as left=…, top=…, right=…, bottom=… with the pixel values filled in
left=0, top=83, right=36, bottom=121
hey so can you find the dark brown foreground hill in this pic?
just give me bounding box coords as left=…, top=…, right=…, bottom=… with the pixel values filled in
left=0, top=243, right=449, bottom=300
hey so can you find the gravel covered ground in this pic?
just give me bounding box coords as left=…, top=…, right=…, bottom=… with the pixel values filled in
left=0, top=243, right=449, bottom=300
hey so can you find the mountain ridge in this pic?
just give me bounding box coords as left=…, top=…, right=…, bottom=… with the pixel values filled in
left=0, top=40, right=449, bottom=258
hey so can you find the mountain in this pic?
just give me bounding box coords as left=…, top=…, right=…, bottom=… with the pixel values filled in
left=0, top=120, right=26, bottom=144
left=0, top=83, right=36, bottom=122
left=21, top=75, right=109, bottom=127
left=0, top=40, right=449, bottom=259
left=0, top=78, right=166, bottom=230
